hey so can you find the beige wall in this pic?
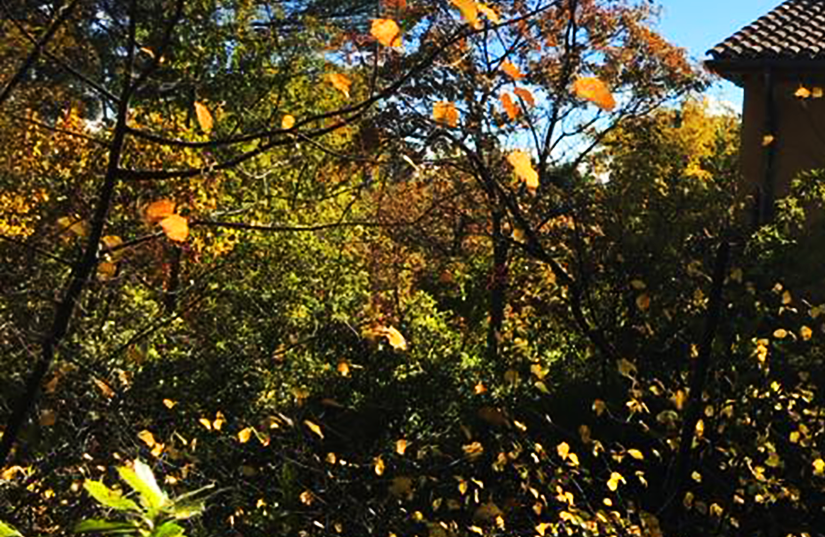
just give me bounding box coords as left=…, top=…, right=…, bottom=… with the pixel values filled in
left=740, top=73, right=825, bottom=209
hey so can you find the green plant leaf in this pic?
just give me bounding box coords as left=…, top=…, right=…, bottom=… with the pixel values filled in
left=83, top=481, right=141, bottom=512
left=0, top=520, right=22, bottom=537
left=118, top=460, right=167, bottom=510
left=151, top=521, right=185, bottom=537
left=74, top=519, right=137, bottom=534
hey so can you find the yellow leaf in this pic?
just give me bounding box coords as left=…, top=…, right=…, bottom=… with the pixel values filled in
left=97, top=261, right=117, bottom=280
left=145, top=199, right=176, bottom=224
left=813, top=458, right=825, bottom=476
left=500, top=93, right=520, bottom=120
left=607, top=471, right=626, bottom=491
left=374, top=455, right=385, bottom=476
left=101, top=235, right=123, bottom=258
left=371, top=19, right=402, bottom=48
left=773, top=328, right=788, bottom=339
left=627, top=449, right=644, bottom=461
left=238, top=427, right=254, bottom=443
left=573, top=77, right=616, bottom=111
left=194, top=101, right=213, bottom=133
left=801, top=325, right=813, bottom=341
left=513, top=87, right=534, bottom=107
left=813, top=86, right=824, bottom=98
left=396, top=439, right=409, bottom=455
left=451, top=0, right=481, bottom=29
left=57, top=217, right=87, bottom=239
left=762, top=134, right=775, bottom=147
left=463, top=441, right=484, bottom=458
left=150, top=443, right=164, bottom=458
left=212, top=411, right=226, bottom=431
left=138, top=430, right=157, bottom=448
left=433, top=101, right=459, bottom=128
left=281, top=114, right=296, bottom=129
left=568, top=452, right=579, bottom=466
left=507, top=150, right=538, bottom=191
left=476, top=3, right=500, bottom=24
left=304, top=419, right=324, bottom=439
left=328, top=73, right=352, bottom=98
left=160, top=214, right=189, bottom=242
left=162, top=398, right=177, bottom=409
left=501, top=60, right=524, bottom=80
left=556, top=442, right=570, bottom=460
left=377, top=325, right=407, bottom=350
left=592, top=399, right=606, bottom=416
left=299, top=490, right=314, bottom=505
left=199, top=418, right=212, bottom=430
left=795, top=86, right=811, bottom=99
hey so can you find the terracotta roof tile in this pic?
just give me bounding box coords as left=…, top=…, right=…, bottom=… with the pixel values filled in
left=708, top=0, right=825, bottom=61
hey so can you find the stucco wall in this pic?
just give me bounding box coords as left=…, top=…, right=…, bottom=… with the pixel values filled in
left=740, top=73, right=825, bottom=208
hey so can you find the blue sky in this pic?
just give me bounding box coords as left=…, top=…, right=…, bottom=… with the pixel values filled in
left=654, top=0, right=782, bottom=109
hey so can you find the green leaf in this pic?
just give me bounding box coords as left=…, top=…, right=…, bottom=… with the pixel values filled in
left=151, top=522, right=185, bottom=537
left=74, top=519, right=138, bottom=534
left=118, top=460, right=167, bottom=510
left=83, top=481, right=141, bottom=512
left=0, top=520, right=22, bottom=537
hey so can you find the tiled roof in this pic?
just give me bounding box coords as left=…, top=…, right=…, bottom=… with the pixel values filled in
left=707, top=0, right=825, bottom=62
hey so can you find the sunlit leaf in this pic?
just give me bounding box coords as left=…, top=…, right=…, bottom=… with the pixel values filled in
left=617, top=358, right=637, bottom=378
left=281, top=115, right=296, bottom=130
left=376, top=326, right=407, bottom=350
left=636, top=293, right=651, bottom=311
left=607, top=471, right=626, bottom=491
left=500, top=93, right=519, bottom=120
left=382, top=0, right=407, bottom=9
left=93, top=378, right=115, bottom=399
left=238, top=427, right=254, bottom=444
left=304, top=420, right=324, bottom=439
left=194, top=101, right=213, bottom=133
left=299, top=490, right=314, bottom=505
left=476, top=3, right=500, bottom=24
left=337, top=360, right=351, bottom=376
left=573, top=77, right=616, bottom=111
left=83, top=481, right=141, bottom=512
left=138, top=430, right=157, bottom=448
left=328, top=73, right=352, bottom=99
left=212, top=411, right=225, bottom=431
left=396, top=439, right=409, bottom=455
left=627, top=449, right=644, bottom=460
left=163, top=399, right=177, bottom=409
left=198, top=418, right=212, bottom=430
left=145, top=200, right=176, bottom=224
left=119, top=459, right=167, bottom=509
left=160, top=214, right=189, bottom=242
left=373, top=456, right=385, bottom=476
left=814, top=87, right=824, bottom=98
left=814, top=458, right=825, bottom=476
left=0, top=520, right=22, bottom=537
left=773, top=328, right=788, bottom=339
left=433, top=101, right=459, bottom=128
left=795, top=86, right=811, bottom=99
left=501, top=60, right=524, bottom=80
left=556, top=442, right=570, bottom=460
left=761, top=134, right=775, bottom=146
left=371, top=19, right=402, bottom=48
left=801, top=325, right=813, bottom=341
left=507, top=150, right=538, bottom=191
left=451, top=0, right=481, bottom=29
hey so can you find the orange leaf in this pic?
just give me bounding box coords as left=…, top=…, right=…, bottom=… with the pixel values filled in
left=194, top=101, right=213, bottom=132
left=433, top=101, right=459, bottom=128
left=328, top=73, right=352, bottom=98
left=382, top=0, right=407, bottom=9
left=573, top=77, right=615, bottom=111
left=377, top=325, right=407, bottom=350
left=507, top=150, right=538, bottom=191
left=451, top=0, right=481, bottom=29
left=93, top=378, right=115, bottom=399
left=501, top=60, right=524, bottom=80
left=477, top=3, right=500, bottom=24
left=144, top=199, right=176, bottom=224
left=513, top=87, right=535, bottom=107
left=138, top=430, right=157, bottom=448
left=281, top=114, right=296, bottom=129
left=500, top=93, right=519, bottom=120
left=371, top=19, right=402, bottom=48
left=160, top=214, right=189, bottom=242
left=238, top=427, right=254, bottom=444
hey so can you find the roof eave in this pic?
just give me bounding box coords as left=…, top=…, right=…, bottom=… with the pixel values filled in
left=705, top=58, right=825, bottom=86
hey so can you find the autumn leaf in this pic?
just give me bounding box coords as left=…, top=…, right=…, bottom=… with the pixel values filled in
left=627, top=449, right=644, bottom=460
left=138, top=430, right=157, bottom=448
left=160, top=214, right=189, bottom=242
left=500, top=93, right=520, bottom=120
left=144, top=199, right=176, bottom=224
left=501, top=60, right=524, bottom=80
left=375, top=325, right=407, bottom=350
left=814, top=87, right=824, bottom=98
left=238, top=427, right=254, bottom=444
left=451, top=0, right=481, bottom=29
left=304, top=419, right=324, bottom=439
left=212, top=411, right=226, bottom=431
left=433, top=101, right=459, bottom=128
left=636, top=293, right=651, bottom=311
left=374, top=455, right=385, bottom=476
left=762, top=134, right=775, bottom=147
left=281, top=114, right=296, bottom=129
left=194, top=101, right=213, bottom=133
left=513, top=87, right=535, bottom=107
left=39, top=409, right=56, bottom=427
left=507, top=150, right=538, bottom=191
left=396, top=439, right=409, bottom=455
left=795, top=86, right=811, bottom=99
left=573, top=77, right=616, bottom=111
left=371, top=19, right=402, bottom=48
left=476, top=3, right=500, bottom=24
left=382, top=0, right=407, bottom=9
left=557, top=442, right=570, bottom=460
left=607, top=471, right=626, bottom=491
left=801, top=325, right=813, bottom=341
left=337, top=360, right=351, bottom=376
left=162, top=398, right=177, bottom=409
left=93, top=378, right=115, bottom=399
left=328, top=73, right=352, bottom=98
